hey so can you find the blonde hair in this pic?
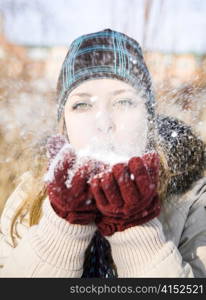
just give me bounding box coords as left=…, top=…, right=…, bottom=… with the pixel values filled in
left=9, top=154, right=48, bottom=246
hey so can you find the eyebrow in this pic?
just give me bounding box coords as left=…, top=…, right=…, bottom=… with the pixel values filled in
left=70, top=89, right=135, bottom=98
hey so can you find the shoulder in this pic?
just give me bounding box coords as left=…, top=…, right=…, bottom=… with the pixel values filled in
left=0, top=171, right=34, bottom=246
left=185, top=176, right=206, bottom=209
left=172, top=176, right=206, bottom=229
left=160, top=176, right=206, bottom=228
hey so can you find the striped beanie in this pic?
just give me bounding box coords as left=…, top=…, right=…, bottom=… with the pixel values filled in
left=56, top=28, right=156, bottom=123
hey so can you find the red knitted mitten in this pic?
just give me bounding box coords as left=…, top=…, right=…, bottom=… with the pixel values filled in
left=45, top=135, right=108, bottom=225
left=90, top=152, right=161, bottom=236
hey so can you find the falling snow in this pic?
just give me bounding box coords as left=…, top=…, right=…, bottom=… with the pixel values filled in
left=171, top=131, right=178, bottom=138
left=130, top=173, right=135, bottom=180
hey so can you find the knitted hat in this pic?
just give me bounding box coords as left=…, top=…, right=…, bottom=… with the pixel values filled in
left=56, top=28, right=156, bottom=123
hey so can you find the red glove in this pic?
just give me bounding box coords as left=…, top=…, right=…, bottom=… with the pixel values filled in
left=45, top=135, right=108, bottom=225
left=90, top=152, right=161, bottom=236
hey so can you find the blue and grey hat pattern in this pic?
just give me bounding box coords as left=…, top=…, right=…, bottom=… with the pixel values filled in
left=56, top=28, right=156, bottom=122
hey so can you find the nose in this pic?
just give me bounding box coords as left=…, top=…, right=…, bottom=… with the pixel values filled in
left=96, top=110, right=115, bottom=134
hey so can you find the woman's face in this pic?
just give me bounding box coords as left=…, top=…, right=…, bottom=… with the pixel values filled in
left=64, top=78, right=148, bottom=158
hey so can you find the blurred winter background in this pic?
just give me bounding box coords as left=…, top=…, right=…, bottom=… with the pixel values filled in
left=1, top=0, right=206, bottom=212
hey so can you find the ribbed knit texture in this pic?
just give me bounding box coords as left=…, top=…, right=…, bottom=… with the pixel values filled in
left=105, top=218, right=175, bottom=277
left=28, top=196, right=96, bottom=276
left=28, top=198, right=174, bottom=277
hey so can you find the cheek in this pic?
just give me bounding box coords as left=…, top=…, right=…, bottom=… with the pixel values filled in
left=65, top=114, right=95, bottom=149
left=113, top=109, right=148, bottom=156
left=114, top=109, right=148, bottom=142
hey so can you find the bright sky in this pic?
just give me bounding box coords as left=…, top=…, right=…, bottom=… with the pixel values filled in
left=1, top=0, right=206, bottom=53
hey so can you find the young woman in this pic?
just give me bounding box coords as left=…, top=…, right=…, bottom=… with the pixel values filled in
left=1, top=28, right=206, bottom=278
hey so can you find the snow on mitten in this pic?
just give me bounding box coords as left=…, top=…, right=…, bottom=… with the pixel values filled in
left=44, top=136, right=109, bottom=225
left=46, top=133, right=67, bottom=161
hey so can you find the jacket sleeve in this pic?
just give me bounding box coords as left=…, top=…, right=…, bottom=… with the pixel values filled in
left=0, top=228, right=14, bottom=272
left=178, top=180, right=206, bottom=277
left=105, top=217, right=194, bottom=277
left=0, top=171, right=33, bottom=274
left=0, top=197, right=96, bottom=278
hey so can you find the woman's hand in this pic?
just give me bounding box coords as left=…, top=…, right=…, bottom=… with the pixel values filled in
left=90, top=152, right=161, bottom=236
left=45, top=135, right=108, bottom=225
